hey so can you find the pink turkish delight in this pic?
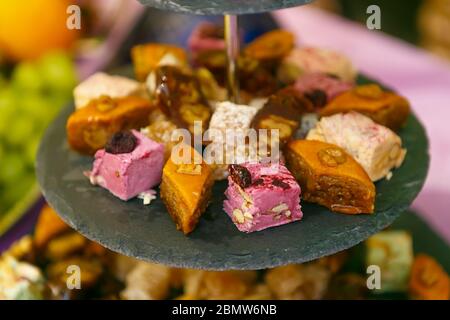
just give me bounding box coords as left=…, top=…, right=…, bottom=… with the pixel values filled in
left=293, top=73, right=354, bottom=108
left=224, top=161, right=302, bottom=233
left=88, top=130, right=164, bottom=201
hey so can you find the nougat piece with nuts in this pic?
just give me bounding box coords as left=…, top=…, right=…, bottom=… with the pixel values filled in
left=320, top=84, right=410, bottom=131
left=307, top=112, right=406, bottom=181
left=160, top=145, right=214, bottom=234
left=223, top=161, right=302, bottom=233
left=285, top=140, right=375, bottom=214
left=66, top=96, right=154, bottom=155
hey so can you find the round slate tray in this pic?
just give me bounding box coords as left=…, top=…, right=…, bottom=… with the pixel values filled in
left=138, top=0, right=314, bottom=15
left=36, top=78, right=429, bottom=271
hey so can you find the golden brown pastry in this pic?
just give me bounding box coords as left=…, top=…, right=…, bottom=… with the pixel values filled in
left=409, top=254, right=449, bottom=300
left=160, top=145, right=214, bottom=234
left=244, top=29, right=295, bottom=61
left=131, top=43, right=188, bottom=81
left=66, top=96, right=154, bottom=155
left=320, top=84, right=410, bottom=131
left=284, top=140, right=376, bottom=214
left=34, top=205, right=70, bottom=250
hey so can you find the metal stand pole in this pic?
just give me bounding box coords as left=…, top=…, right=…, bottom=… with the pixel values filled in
left=224, top=14, right=240, bottom=103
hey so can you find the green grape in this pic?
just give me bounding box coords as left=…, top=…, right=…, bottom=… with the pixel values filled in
left=0, top=172, right=35, bottom=211
left=11, top=61, right=45, bottom=93
left=25, top=137, right=39, bottom=166
left=0, top=88, right=16, bottom=137
left=38, top=51, right=77, bottom=93
left=4, top=115, right=36, bottom=148
left=0, top=151, right=26, bottom=185
left=19, top=93, right=52, bottom=127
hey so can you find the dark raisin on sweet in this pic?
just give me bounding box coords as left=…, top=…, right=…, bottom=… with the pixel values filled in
left=229, top=164, right=252, bottom=189
left=304, top=90, right=327, bottom=108
left=105, top=131, right=137, bottom=154
left=272, top=178, right=290, bottom=190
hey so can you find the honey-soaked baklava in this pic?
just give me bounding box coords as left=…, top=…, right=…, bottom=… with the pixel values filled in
left=285, top=140, right=375, bottom=214
left=160, top=145, right=214, bottom=234
left=320, top=84, right=410, bottom=131
left=66, top=96, right=154, bottom=155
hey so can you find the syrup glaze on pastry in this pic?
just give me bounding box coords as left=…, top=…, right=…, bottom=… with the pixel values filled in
left=320, top=84, right=410, bottom=131
left=67, top=96, right=154, bottom=155
left=285, top=140, right=375, bottom=214
left=160, top=145, right=214, bottom=235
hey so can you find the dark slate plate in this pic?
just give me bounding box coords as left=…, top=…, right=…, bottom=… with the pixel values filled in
left=138, top=0, right=314, bottom=15
left=36, top=75, right=429, bottom=270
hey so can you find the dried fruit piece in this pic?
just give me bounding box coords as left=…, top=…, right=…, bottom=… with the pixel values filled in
left=105, top=131, right=137, bottom=154
left=304, top=89, right=327, bottom=108
left=244, top=30, right=294, bottom=61
left=317, top=147, right=347, bottom=167
left=229, top=164, right=252, bottom=189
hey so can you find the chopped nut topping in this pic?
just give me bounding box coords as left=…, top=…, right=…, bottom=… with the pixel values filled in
left=176, top=163, right=202, bottom=175
left=354, top=84, right=383, bottom=99
left=259, top=114, right=297, bottom=141
left=233, top=209, right=245, bottom=224
left=243, top=212, right=253, bottom=221
left=317, top=147, right=347, bottom=167
left=271, top=203, right=289, bottom=213
left=179, top=103, right=210, bottom=124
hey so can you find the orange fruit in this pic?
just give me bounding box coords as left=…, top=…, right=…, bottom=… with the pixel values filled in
left=0, top=0, right=80, bottom=61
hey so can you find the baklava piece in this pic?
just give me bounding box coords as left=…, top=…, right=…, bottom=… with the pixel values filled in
left=87, top=130, right=164, bottom=201
left=67, top=96, right=154, bottom=155
left=244, top=29, right=295, bottom=62
left=409, top=254, right=449, bottom=300
left=285, top=140, right=375, bottom=214
left=160, top=145, right=214, bottom=234
left=320, top=84, right=411, bottom=131
left=131, top=43, right=187, bottom=81
left=223, top=161, right=302, bottom=233
left=307, top=112, right=406, bottom=181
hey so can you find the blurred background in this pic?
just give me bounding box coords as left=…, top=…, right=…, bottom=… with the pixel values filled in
left=0, top=0, right=449, bottom=300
